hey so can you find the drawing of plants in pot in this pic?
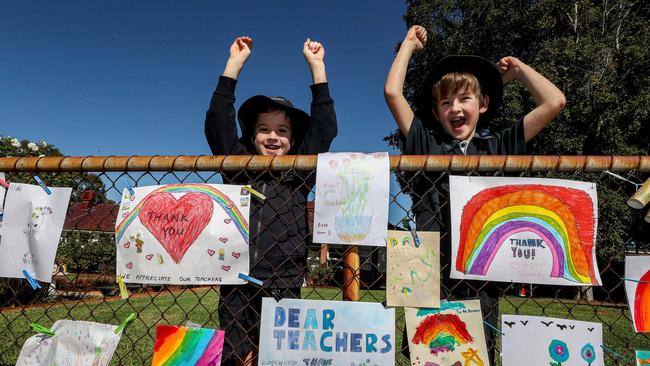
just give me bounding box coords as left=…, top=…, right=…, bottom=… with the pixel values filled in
left=333, top=155, right=373, bottom=243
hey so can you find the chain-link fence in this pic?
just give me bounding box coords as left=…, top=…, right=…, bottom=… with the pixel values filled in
left=0, top=155, right=648, bottom=365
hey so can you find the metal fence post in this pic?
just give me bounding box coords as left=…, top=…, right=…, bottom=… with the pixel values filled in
left=343, top=245, right=360, bottom=301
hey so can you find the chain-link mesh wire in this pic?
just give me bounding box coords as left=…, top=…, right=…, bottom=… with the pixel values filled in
left=0, top=157, right=648, bottom=365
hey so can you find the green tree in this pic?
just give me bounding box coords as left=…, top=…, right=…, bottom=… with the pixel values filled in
left=387, top=0, right=650, bottom=259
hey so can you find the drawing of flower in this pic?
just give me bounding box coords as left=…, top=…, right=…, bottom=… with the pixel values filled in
left=549, top=339, right=570, bottom=365
left=580, top=343, right=596, bottom=365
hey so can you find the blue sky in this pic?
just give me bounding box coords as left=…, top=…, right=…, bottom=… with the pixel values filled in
left=1, top=1, right=407, bottom=156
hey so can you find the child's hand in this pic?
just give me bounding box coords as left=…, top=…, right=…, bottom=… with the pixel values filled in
left=404, top=25, right=427, bottom=51
left=498, top=56, right=523, bottom=84
left=229, top=36, right=253, bottom=65
left=303, top=38, right=325, bottom=65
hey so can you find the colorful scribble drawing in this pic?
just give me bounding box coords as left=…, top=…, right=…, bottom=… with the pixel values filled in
left=456, top=184, right=598, bottom=284
left=581, top=343, right=596, bottom=365
left=636, top=350, right=650, bottom=365
left=411, top=313, right=474, bottom=355
left=548, top=339, right=570, bottom=366
left=332, top=155, right=374, bottom=242
left=461, top=348, right=484, bottom=366
left=634, top=269, right=650, bottom=332
left=23, top=206, right=52, bottom=239
left=116, top=184, right=249, bottom=264
left=151, top=325, right=224, bottom=366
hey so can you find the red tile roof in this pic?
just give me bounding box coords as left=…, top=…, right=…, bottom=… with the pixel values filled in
left=64, top=202, right=118, bottom=232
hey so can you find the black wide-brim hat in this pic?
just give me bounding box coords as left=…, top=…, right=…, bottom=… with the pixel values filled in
left=238, top=95, right=310, bottom=153
left=416, top=55, right=503, bottom=129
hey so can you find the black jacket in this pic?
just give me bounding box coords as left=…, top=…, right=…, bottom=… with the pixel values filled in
left=205, top=76, right=337, bottom=288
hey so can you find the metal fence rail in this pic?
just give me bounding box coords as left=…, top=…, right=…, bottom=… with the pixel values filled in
left=0, top=155, right=648, bottom=365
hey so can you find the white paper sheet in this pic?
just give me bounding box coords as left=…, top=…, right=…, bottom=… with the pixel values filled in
left=0, top=183, right=71, bottom=283
left=501, top=315, right=603, bottom=366
left=625, top=255, right=650, bottom=333
left=115, top=183, right=249, bottom=285
left=258, top=297, right=395, bottom=365
left=16, top=320, right=121, bottom=366
left=450, top=175, right=601, bottom=286
left=313, top=152, right=389, bottom=246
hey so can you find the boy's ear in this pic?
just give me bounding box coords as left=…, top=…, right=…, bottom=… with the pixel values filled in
left=480, top=95, right=490, bottom=114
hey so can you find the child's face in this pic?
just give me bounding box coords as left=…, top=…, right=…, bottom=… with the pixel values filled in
left=252, top=110, right=293, bottom=155
left=434, top=89, right=489, bottom=141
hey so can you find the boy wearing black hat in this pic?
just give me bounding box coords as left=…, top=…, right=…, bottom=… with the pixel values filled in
left=205, top=36, right=337, bottom=366
left=384, top=25, right=565, bottom=362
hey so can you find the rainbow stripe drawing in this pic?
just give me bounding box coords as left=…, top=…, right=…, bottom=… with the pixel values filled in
left=625, top=256, right=650, bottom=333
left=405, top=300, right=489, bottom=366
left=115, top=183, right=250, bottom=285
left=450, top=176, right=600, bottom=286
left=152, top=325, right=224, bottom=366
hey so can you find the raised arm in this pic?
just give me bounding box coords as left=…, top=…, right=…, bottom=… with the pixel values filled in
left=384, top=25, right=427, bottom=137
left=498, top=56, right=566, bottom=142
left=205, top=37, right=253, bottom=155
left=302, top=38, right=337, bottom=153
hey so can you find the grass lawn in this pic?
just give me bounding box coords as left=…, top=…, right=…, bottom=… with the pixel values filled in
left=1, top=288, right=647, bottom=365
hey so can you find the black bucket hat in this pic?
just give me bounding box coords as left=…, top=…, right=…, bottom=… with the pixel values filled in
left=416, top=55, right=503, bottom=130
left=238, top=95, right=310, bottom=154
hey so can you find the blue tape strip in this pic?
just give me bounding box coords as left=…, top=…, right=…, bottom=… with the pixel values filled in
left=600, top=344, right=632, bottom=361
left=483, top=320, right=505, bottom=335
left=621, top=277, right=648, bottom=284
left=22, top=270, right=42, bottom=289
left=406, top=221, right=421, bottom=247
left=33, top=176, right=51, bottom=195
left=125, top=183, right=135, bottom=196
left=238, top=273, right=263, bottom=287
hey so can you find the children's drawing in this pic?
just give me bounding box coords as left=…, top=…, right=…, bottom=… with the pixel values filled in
left=405, top=300, right=489, bottom=366
left=637, top=350, right=650, bottom=365
left=258, top=297, right=395, bottom=365
left=313, top=152, right=389, bottom=246
left=624, top=256, right=650, bottom=332
left=15, top=319, right=122, bottom=366
left=151, top=325, right=224, bottom=366
left=115, top=183, right=250, bottom=285
left=449, top=176, right=601, bottom=286
left=0, top=183, right=71, bottom=283
left=501, top=315, right=603, bottom=366
left=386, top=230, right=440, bottom=308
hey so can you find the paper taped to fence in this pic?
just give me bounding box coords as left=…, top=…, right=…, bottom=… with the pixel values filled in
left=405, top=300, right=489, bottom=366
left=115, top=183, right=250, bottom=285
left=313, top=152, right=389, bottom=246
left=625, top=256, right=650, bottom=333
left=637, top=350, right=650, bottom=365
left=501, top=315, right=603, bottom=366
left=16, top=319, right=121, bottom=366
left=450, top=175, right=601, bottom=286
left=386, top=230, right=440, bottom=308
left=0, top=183, right=71, bottom=283
left=258, top=297, right=395, bottom=365
left=152, top=325, right=224, bottom=366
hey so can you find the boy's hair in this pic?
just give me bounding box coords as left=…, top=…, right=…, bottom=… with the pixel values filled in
left=432, top=72, right=486, bottom=109
left=253, top=104, right=294, bottom=128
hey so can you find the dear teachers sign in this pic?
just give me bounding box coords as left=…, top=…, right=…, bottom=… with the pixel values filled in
left=258, top=298, right=395, bottom=365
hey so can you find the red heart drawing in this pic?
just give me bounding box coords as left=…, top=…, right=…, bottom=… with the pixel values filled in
left=226, top=203, right=233, bottom=209
left=219, top=237, right=228, bottom=243
left=123, top=242, right=130, bottom=248
left=126, top=262, right=133, bottom=269
left=224, top=218, right=232, bottom=224
left=232, top=252, right=241, bottom=259
left=207, top=249, right=215, bottom=256
left=146, top=254, right=153, bottom=260
left=139, top=192, right=213, bottom=264
left=221, top=265, right=231, bottom=271
left=122, top=212, right=129, bottom=218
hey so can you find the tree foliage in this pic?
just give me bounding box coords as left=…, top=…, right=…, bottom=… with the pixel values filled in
left=387, top=0, right=650, bottom=259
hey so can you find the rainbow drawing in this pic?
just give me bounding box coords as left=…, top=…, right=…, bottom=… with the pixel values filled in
left=634, top=269, right=650, bottom=332
left=411, top=313, right=474, bottom=355
left=115, top=184, right=248, bottom=244
left=152, top=325, right=224, bottom=366
left=636, top=350, right=650, bottom=365
left=456, top=184, right=598, bottom=284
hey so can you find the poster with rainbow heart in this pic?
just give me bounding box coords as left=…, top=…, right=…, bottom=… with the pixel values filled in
left=501, top=315, right=603, bottom=366
left=449, top=176, right=601, bottom=286
left=404, top=300, right=489, bottom=366
left=151, top=325, right=224, bottom=366
left=115, top=183, right=249, bottom=285
left=624, top=256, right=650, bottom=333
